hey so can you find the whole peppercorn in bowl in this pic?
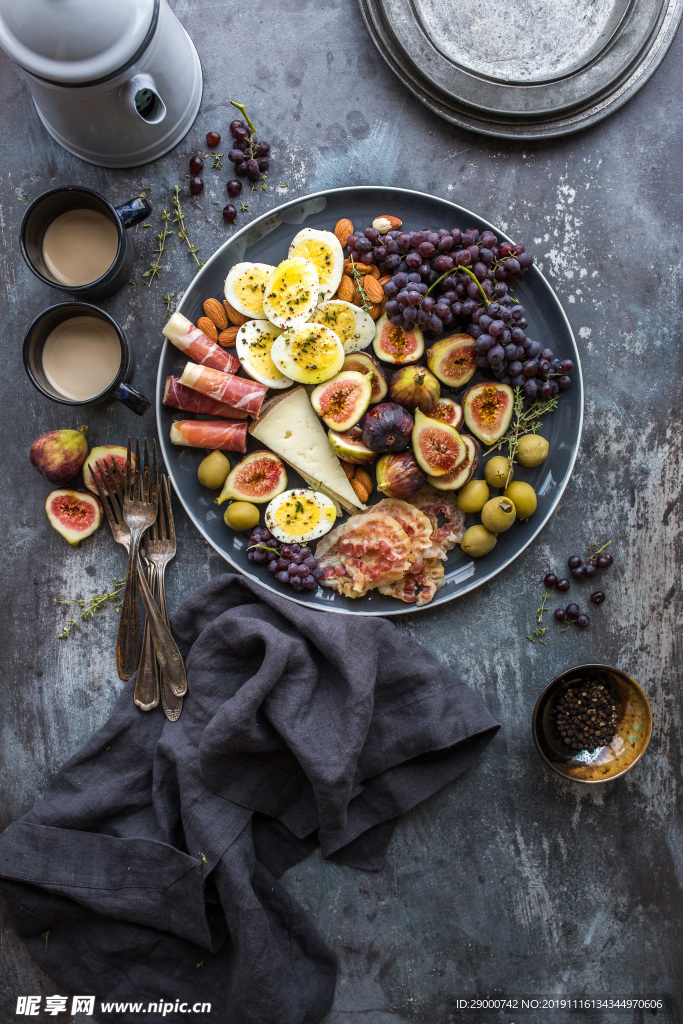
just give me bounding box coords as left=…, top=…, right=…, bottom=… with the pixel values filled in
left=532, top=664, right=652, bottom=783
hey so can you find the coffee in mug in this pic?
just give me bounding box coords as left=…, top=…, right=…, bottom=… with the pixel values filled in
left=41, top=209, right=119, bottom=287
left=41, top=315, right=122, bottom=401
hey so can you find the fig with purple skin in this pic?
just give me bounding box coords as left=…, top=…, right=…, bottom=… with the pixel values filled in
left=83, top=445, right=130, bottom=495
left=342, top=352, right=387, bottom=404
left=388, top=365, right=440, bottom=413
left=45, top=488, right=102, bottom=546
left=412, top=409, right=466, bottom=477
left=376, top=451, right=426, bottom=499
left=30, top=425, right=89, bottom=484
left=362, top=402, right=413, bottom=453
left=328, top=426, right=377, bottom=465
left=216, top=451, right=287, bottom=504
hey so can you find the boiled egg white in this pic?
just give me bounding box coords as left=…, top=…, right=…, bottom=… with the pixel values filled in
left=314, top=299, right=376, bottom=354
left=288, top=228, right=344, bottom=301
left=270, top=322, right=345, bottom=384
left=265, top=488, right=337, bottom=544
left=262, top=257, right=320, bottom=330
left=235, top=320, right=293, bottom=389
left=224, top=262, right=275, bottom=319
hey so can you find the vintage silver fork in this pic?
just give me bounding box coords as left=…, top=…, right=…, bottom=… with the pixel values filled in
left=91, top=457, right=159, bottom=708
left=117, top=439, right=157, bottom=680
left=146, top=477, right=186, bottom=720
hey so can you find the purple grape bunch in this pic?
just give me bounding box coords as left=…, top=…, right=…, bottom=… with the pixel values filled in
left=247, top=527, right=324, bottom=593
left=227, top=118, right=270, bottom=183
left=346, top=224, right=573, bottom=398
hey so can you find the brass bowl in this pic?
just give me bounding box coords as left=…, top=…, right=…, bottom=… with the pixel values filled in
left=532, top=664, right=652, bottom=783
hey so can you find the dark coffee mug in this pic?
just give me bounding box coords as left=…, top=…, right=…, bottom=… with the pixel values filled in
left=23, top=303, right=150, bottom=415
left=21, top=186, right=152, bottom=300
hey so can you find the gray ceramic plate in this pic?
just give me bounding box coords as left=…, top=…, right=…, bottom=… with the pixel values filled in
left=156, top=186, right=583, bottom=615
left=358, top=0, right=683, bottom=138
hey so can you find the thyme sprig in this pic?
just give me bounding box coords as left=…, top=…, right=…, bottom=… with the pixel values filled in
left=211, top=153, right=224, bottom=170
left=486, top=387, right=558, bottom=488
left=349, top=257, right=373, bottom=313
left=536, top=591, right=550, bottom=624
left=54, top=577, right=126, bottom=639
left=172, top=184, right=204, bottom=267
left=163, top=293, right=176, bottom=320
left=142, top=209, right=173, bottom=285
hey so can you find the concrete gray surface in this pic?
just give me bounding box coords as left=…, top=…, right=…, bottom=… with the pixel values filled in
left=0, top=2, right=681, bottom=1022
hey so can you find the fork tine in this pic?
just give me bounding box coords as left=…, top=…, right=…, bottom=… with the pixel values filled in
left=99, top=460, right=124, bottom=523
left=90, top=467, right=117, bottom=534
left=108, top=456, right=126, bottom=501
left=164, top=477, right=176, bottom=546
left=142, top=438, right=150, bottom=502
left=135, top=438, right=142, bottom=502
left=125, top=438, right=132, bottom=502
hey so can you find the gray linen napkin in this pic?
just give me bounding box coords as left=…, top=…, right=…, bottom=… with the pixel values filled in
left=0, top=574, right=499, bottom=1024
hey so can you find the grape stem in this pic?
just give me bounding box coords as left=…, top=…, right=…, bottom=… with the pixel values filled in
left=230, top=101, right=256, bottom=134
left=457, top=265, right=490, bottom=307
left=426, top=270, right=450, bottom=295
left=247, top=543, right=279, bottom=555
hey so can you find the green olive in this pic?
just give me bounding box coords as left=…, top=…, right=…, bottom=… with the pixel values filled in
left=198, top=450, right=230, bottom=489
left=484, top=456, right=513, bottom=488
left=504, top=481, right=537, bottom=520
left=461, top=524, right=497, bottom=557
left=224, top=501, right=260, bottom=531
left=516, top=434, right=549, bottom=468
left=481, top=496, right=517, bottom=533
left=457, top=478, right=489, bottom=513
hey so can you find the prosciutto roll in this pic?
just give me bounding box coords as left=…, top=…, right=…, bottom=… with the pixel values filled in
left=162, top=376, right=248, bottom=419
left=179, top=361, right=268, bottom=418
left=169, top=419, right=248, bottom=453
left=163, top=311, right=239, bottom=375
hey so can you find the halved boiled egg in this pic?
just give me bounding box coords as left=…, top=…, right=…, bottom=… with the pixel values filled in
left=263, top=257, right=319, bottom=330
left=270, top=322, right=344, bottom=384
left=314, top=299, right=376, bottom=354
left=288, top=228, right=344, bottom=301
left=265, top=488, right=337, bottom=545
left=224, top=262, right=275, bottom=319
left=235, top=320, right=293, bottom=389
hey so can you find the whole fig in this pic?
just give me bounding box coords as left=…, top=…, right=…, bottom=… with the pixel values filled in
left=30, top=426, right=89, bottom=484
left=376, top=452, right=426, bottom=498
left=362, top=402, right=413, bottom=453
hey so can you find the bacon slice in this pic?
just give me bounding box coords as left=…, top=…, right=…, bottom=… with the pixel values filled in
left=163, top=376, right=248, bottom=419
left=169, top=419, right=248, bottom=453
left=379, top=558, right=445, bottom=606
left=163, top=311, right=239, bottom=374
left=407, top=487, right=466, bottom=560
left=179, top=362, right=268, bottom=418
left=317, top=511, right=412, bottom=597
left=373, top=498, right=434, bottom=574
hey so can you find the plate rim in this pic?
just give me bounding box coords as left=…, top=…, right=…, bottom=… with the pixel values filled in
left=156, top=185, right=583, bottom=616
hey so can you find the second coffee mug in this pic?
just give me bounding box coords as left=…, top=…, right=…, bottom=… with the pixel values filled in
left=21, top=185, right=152, bottom=300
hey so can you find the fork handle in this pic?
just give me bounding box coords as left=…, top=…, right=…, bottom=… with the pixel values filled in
left=117, top=529, right=143, bottom=680
left=136, top=561, right=187, bottom=697
left=134, top=564, right=159, bottom=711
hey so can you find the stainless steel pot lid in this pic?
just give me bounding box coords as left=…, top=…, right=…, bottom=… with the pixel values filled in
left=359, top=0, right=683, bottom=137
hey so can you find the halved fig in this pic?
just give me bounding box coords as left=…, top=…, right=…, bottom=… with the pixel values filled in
left=373, top=314, right=424, bottom=365
left=310, top=370, right=371, bottom=430
left=430, top=396, right=464, bottom=431
left=412, top=409, right=466, bottom=477
left=426, top=334, right=477, bottom=388
left=429, top=435, right=481, bottom=491
left=388, top=365, right=440, bottom=413
left=376, top=451, right=426, bottom=499
left=45, top=488, right=102, bottom=546
left=216, top=451, right=287, bottom=505
left=83, top=445, right=129, bottom=495
left=342, top=351, right=387, bottom=404
left=328, top=426, right=377, bottom=465
left=462, top=382, right=514, bottom=445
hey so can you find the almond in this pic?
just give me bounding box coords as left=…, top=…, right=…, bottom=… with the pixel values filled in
left=351, top=477, right=371, bottom=503
left=343, top=260, right=380, bottom=278
left=378, top=275, right=391, bottom=286
left=372, top=215, right=402, bottom=233
left=223, top=298, right=250, bottom=327
left=354, top=467, right=373, bottom=494
left=334, top=218, right=354, bottom=247
left=218, top=326, right=239, bottom=347
left=363, top=276, right=384, bottom=304
left=197, top=316, right=219, bottom=341
left=203, top=297, right=228, bottom=330
left=337, top=276, right=355, bottom=303
left=368, top=303, right=383, bottom=321
left=340, top=460, right=356, bottom=481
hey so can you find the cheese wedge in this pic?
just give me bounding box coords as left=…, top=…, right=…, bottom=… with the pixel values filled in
left=249, top=386, right=366, bottom=513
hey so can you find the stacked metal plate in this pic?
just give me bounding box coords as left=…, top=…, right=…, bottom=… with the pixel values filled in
left=358, top=0, right=683, bottom=138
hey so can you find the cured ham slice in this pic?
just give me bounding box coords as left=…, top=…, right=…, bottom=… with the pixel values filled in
left=163, top=376, right=248, bottom=419
left=179, top=361, right=268, bottom=418
left=163, top=311, right=239, bottom=375
left=407, top=487, right=466, bottom=560
left=170, top=419, right=248, bottom=453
